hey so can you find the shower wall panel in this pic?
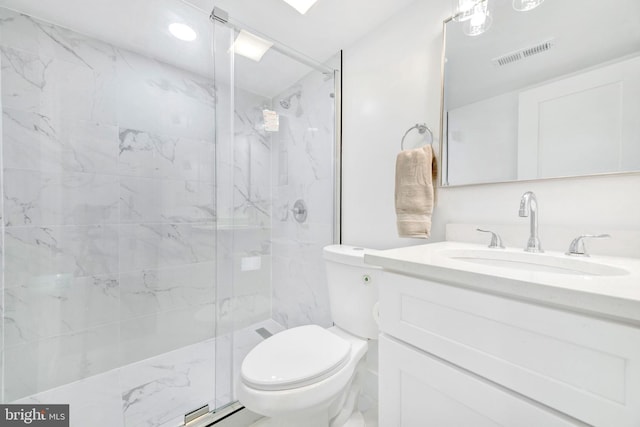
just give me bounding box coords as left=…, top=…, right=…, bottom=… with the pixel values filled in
left=1, top=9, right=123, bottom=402
left=271, top=70, right=335, bottom=329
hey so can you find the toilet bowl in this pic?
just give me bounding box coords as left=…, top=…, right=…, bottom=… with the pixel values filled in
left=237, top=245, right=381, bottom=427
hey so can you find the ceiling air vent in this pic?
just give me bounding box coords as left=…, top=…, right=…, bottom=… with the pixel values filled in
left=492, top=39, right=555, bottom=67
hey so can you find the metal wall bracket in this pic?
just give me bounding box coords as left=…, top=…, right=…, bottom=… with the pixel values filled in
left=211, top=7, right=228, bottom=24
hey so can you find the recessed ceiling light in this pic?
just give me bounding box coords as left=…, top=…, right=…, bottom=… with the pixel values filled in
left=231, top=30, right=274, bottom=62
left=281, top=0, right=319, bottom=14
left=169, top=23, right=197, bottom=42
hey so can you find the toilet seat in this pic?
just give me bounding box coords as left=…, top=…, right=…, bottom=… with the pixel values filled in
left=237, top=326, right=368, bottom=419
left=241, top=325, right=351, bottom=391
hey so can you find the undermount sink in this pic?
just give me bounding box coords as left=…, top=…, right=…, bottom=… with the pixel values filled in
left=364, top=241, right=640, bottom=325
left=438, top=248, right=629, bottom=277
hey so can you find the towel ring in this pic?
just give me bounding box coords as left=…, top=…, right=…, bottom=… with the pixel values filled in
left=401, top=123, right=433, bottom=150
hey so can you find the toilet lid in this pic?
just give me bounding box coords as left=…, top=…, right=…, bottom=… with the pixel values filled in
left=241, top=325, right=351, bottom=391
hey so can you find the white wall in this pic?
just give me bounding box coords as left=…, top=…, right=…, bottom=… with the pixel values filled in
left=342, top=0, right=640, bottom=256
left=342, top=0, right=450, bottom=249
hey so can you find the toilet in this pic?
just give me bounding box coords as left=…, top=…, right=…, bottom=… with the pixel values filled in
left=237, top=245, right=381, bottom=427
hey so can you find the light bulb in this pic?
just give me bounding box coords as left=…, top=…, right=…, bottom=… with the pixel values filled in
left=470, top=11, right=486, bottom=26
left=453, top=0, right=478, bottom=22
left=463, top=0, right=492, bottom=36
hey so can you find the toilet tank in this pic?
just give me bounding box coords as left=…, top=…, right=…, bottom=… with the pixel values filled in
left=323, top=245, right=381, bottom=340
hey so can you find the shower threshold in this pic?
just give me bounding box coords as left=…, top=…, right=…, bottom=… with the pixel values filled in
left=188, top=402, right=262, bottom=426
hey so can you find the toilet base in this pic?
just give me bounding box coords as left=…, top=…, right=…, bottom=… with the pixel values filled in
left=343, top=411, right=365, bottom=427
left=249, top=411, right=366, bottom=427
left=249, top=410, right=329, bottom=427
left=247, top=363, right=366, bottom=427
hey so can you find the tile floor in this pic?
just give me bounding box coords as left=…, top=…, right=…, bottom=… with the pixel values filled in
left=12, top=319, right=283, bottom=427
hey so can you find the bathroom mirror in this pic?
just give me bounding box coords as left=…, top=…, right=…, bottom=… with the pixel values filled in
left=440, top=0, right=640, bottom=186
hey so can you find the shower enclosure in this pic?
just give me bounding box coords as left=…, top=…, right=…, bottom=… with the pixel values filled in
left=211, top=8, right=340, bottom=414
left=0, top=1, right=340, bottom=426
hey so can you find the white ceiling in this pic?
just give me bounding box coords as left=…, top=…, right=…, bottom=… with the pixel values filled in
left=0, top=0, right=418, bottom=97
left=445, top=0, right=640, bottom=108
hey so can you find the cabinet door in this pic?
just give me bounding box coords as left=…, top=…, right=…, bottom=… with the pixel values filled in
left=379, top=335, right=582, bottom=427
left=379, top=272, right=640, bottom=426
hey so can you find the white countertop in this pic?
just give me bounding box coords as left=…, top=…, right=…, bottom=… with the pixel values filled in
left=365, top=241, right=640, bottom=325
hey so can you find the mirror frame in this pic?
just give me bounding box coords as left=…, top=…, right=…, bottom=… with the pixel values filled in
left=438, top=16, right=640, bottom=188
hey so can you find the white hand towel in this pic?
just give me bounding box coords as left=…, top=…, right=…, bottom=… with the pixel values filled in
left=395, top=145, right=435, bottom=238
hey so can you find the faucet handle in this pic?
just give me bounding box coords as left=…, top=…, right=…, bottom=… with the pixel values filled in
left=566, top=234, right=611, bottom=257
left=476, top=228, right=505, bottom=249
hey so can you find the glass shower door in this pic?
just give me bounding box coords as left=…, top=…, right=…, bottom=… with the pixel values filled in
left=0, top=2, right=218, bottom=426
left=212, top=12, right=339, bottom=412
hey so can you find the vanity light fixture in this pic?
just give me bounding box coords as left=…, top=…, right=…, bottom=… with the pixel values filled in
left=455, top=0, right=545, bottom=36
left=453, top=0, right=481, bottom=22
left=281, top=0, right=319, bottom=15
left=231, top=30, right=274, bottom=62
left=169, top=22, right=197, bottom=41
left=512, top=0, right=545, bottom=12
left=463, top=0, right=492, bottom=36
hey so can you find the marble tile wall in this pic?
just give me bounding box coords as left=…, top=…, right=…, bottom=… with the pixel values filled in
left=0, top=8, right=272, bottom=407
left=270, top=70, right=336, bottom=329
left=1, top=8, right=124, bottom=401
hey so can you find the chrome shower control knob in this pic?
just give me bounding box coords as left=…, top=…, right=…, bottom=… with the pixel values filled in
left=291, top=199, right=308, bottom=223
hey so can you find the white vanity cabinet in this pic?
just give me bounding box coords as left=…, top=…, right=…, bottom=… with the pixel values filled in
left=377, top=271, right=640, bottom=427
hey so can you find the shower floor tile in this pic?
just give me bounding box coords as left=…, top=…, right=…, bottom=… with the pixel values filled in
left=11, top=318, right=284, bottom=427
left=11, top=370, right=124, bottom=427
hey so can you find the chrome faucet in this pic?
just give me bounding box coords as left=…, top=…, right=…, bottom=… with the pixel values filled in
left=519, top=191, right=543, bottom=253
